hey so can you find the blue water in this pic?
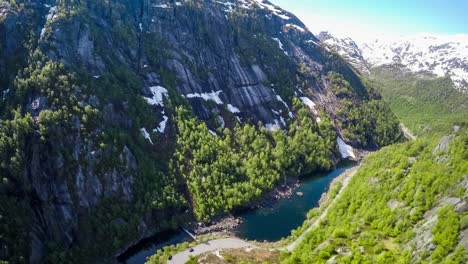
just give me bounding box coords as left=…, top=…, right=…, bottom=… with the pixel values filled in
left=120, top=230, right=190, bottom=264
left=121, top=166, right=351, bottom=263
left=235, top=166, right=351, bottom=241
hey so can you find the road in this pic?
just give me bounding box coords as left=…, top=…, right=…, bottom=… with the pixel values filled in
left=167, top=238, right=256, bottom=264
left=285, top=166, right=358, bottom=251
left=166, top=166, right=359, bottom=263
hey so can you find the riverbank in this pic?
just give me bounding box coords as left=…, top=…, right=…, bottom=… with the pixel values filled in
left=188, top=176, right=301, bottom=237
left=146, top=165, right=361, bottom=264
left=285, top=166, right=359, bottom=251
left=119, top=171, right=302, bottom=263
left=190, top=163, right=362, bottom=239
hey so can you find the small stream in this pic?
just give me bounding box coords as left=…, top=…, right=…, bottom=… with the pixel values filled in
left=120, top=164, right=353, bottom=263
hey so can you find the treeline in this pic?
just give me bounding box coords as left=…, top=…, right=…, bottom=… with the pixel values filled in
left=282, top=130, right=468, bottom=263
left=172, top=99, right=337, bottom=221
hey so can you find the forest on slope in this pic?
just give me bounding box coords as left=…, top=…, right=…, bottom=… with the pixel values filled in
left=0, top=0, right=403, bottom=263
left=144, top=127, right=467, bottom=264
left=282, top=128, right=467, bottom=264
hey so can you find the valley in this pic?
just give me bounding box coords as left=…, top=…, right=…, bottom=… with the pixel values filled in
left=144, top=165, right=360, bottom=264
left=0, top=0, right=466, bottom=264
left=147, top=128, right=467, bottom=264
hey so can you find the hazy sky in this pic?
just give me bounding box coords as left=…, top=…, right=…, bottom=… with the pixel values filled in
left=268, top=0, right=468, bottom=42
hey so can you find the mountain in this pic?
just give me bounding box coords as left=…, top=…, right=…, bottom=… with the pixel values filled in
left=317, top=32, right=468, bottom=134
left=318, top=32, right=468, bottom=93
left=0, top=0, right=402, bottom=263
left=316, top=31, right=370, bottom=74
left=362, top=34, right=468, bottom=93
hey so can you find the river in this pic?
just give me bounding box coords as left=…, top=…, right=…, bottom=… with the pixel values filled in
left=235, top=165, right=352, bottom=241
left=120, top=164, right=353, bottom=263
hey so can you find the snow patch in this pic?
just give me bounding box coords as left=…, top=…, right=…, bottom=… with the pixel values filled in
left=280, top=116, right=286, bottom=126
left=305, top=39, right=319, bottom=46
left=144, top=86, right=168, bottom=107
left=299, top=96, right=320, bottom=121
left=40, top=6, right=58, bottom=37
left=285, top=23, right=306, bottom=32
left=2, top=89, right=9, bottom=101
left=140, top=128, right=153, bottom=144
left=218, top=116, right=225, bottom=129
left=185, top=90, right=223, bottom=105
left=276, top=94, right=294, bottom=118
left=227, top=104, right=241, bottom=113
left=153, top=3, right=170, bottom=8
left=209, top=130, right=218, bottom=136
left=265, top=119, right=281, bottom=131
left=155, top=116, right=169, bottom=133
left=46, top=6, right=58, bottom=21
left=272, top=37, right=288, bottom=55
left=253, top=0, right=290, bottom=20
left=300, top=97, right=317, bottom=112
left=337, top=137, right=355, bottom=159
left=213, top=0, right=235, bottom=13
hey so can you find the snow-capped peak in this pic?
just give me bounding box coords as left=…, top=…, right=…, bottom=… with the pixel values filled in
left=318, top=32, right=468, bottom=93
left=361, top=34, right=468, bottom=92
left=317, top=31, right=370, bottom=74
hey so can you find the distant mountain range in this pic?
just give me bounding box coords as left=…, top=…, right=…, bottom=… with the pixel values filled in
left=317, top=32, right=468, bottom=93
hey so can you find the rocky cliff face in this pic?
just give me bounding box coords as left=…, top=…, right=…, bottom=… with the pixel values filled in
left=0, top=1, right=399, bottom=263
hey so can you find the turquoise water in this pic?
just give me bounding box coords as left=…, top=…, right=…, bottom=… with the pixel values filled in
left=235, top=166, right=351, bottom=241
left=121, top=166, right=351, bottom=263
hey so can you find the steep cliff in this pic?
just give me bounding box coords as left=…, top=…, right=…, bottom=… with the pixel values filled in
left=0, top=0, right=402, bottom=263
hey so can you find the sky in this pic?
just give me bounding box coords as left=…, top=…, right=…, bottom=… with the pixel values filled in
left=268, top=0, right=468, bottom=42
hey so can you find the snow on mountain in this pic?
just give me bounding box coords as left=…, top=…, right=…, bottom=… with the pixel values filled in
left=317, top=32, right=468, bottom=93
left=337, top=137, right=355, bottom=159
left=317, top=31, right=370, bottom=74
left=361, top=34, right=468, bottom=92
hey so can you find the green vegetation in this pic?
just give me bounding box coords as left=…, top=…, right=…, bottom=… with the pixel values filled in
left=432, top=206, right=461, bottom=262
left=0, top=1, right=404, bottom=263
left=209, top=248, right=280, bottom=264
left=0, top=51, right=186, bottom=263
left=329, top=72, right=403, bottom=148
left=282, top=129, right=468, bottom=263
left=0, top=111, right=33, bottom=264
left=173, top=100, right=337, bottom=221
left=370, top=68, right=468, bottom=134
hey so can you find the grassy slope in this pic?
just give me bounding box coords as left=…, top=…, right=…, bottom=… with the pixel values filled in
left=282, top=130, right=467, bottom=264
left=369, top=68, right=468, bottom=134
left=281, top=70, right=468, bottom=263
